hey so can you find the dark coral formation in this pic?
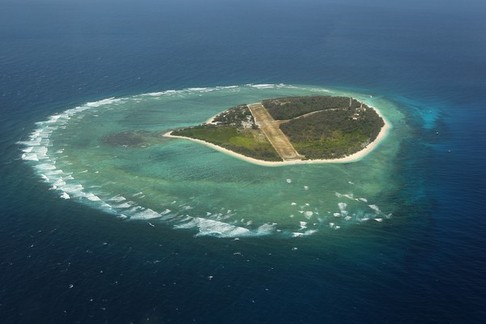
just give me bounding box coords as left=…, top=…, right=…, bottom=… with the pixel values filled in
left=102, top=131, right=154, bottom=147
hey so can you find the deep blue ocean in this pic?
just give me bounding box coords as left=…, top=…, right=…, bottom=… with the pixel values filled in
left=1, top=0, right=486, bottom=322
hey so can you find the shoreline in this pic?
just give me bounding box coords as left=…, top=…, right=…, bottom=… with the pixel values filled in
left=164, top=105, right=392, bottom=167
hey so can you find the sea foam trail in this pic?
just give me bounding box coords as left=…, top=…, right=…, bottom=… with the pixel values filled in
left=18, top=97, right=129, bottom=210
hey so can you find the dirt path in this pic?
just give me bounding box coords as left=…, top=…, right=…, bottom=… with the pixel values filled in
left=247, top=103, right=304, bottom=161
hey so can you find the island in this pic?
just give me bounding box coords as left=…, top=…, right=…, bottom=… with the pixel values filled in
left=165, top=95, right=390, bottom=166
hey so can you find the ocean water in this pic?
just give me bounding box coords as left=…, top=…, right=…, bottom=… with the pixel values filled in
left=1, top=0, right=486, bottom=323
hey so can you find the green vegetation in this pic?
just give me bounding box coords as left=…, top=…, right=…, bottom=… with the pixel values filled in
left=172, top=104, right=282, bottom=161
left=263, top=96, right=362, bottom=120
left=280, top=106, right=384, bottom=159
left=172, top=125, right=281, bottom=161
left=172, top=104, right=281, bottom=161
left=170, top=95, right=385, bottom=162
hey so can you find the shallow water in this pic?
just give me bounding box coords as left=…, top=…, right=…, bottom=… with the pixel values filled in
left=19, top=84, right=408, bottom=238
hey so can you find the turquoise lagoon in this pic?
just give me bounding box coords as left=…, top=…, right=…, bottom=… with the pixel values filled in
left=21, top=84, right=407, bottom=238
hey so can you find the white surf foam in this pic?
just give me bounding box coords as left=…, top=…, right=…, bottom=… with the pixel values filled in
left=336, top=192, right=356, bottom=201
left=85, top=193, right=101, bottom=202
left=60, top=192, right=70, bottom=200
left=145, top=89, right=178, bottom=97
left=21, top=153, right=39, bottom=161
left=338, top=202, right=347, bottom=212
left=247, top=83, right=288, bottom=89
left=299, top=221, right=307, bottom=229
left=248, top=84, right=275, bottom=89
left=161, top=209, right=171, bottom=215
left=109, top=195, right=126, bottom=202
left=85, top=97, right=123, bottom=108
left=187, top=87, right=210, bottom=92
left=175, top=218, right=251, bottom=238
left=130, top=208, right=162, bottom=220
left=292, top=229, right=318, bottom=237
left=115, top=202, right=133, bottom=209
left=304, top=211, right=313, bottom=219
left=255, top=223, right=278, bottom=235
left=142, top=85, right=243, bottom=99
left=368, top=204, right=381, bottom=214
left=343, top=193, right=354, bottom=200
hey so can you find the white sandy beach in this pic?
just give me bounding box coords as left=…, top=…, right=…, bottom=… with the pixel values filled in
left=164, top=105, right=391, bottom=167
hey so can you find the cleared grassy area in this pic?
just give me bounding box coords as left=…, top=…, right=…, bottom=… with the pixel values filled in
left=172, top=125, right=282, bottom=161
